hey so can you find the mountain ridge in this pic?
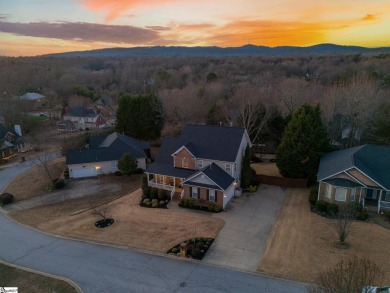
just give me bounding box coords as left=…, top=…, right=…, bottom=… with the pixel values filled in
left=44, top=44, right=390, bottom=58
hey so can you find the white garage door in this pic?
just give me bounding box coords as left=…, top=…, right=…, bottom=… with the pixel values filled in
left=72, top=168, right=97, bottom=178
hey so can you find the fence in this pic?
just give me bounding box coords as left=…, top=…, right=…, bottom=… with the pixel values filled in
left=256, top=174, right=308, bottom=188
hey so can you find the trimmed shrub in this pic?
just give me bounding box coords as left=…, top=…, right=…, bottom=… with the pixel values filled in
left=356, top=210, right=369, bottom=221
left=158, top=188, right=166, bottom=200
left=150, top=188, right=158, bottom=199
left=188, top=199, right=195, bottom=208
left=141, top=174, right=148, bottom=194
left=114, top=171, right=122, bottom=176
left=152, top=202, right=158, bottom=208
left=144, top=187, right=151, bottom=198
left=143, top=198, right=151, bottom=204
left=192, top=248, right=201, bottom=259
left=214, top=205, right=222, bottom=212
left=64, top=167, right=70, bottom=180
left=0, top=193, right=14, bottom=205
left=159, top=200, right=165, bottom=205
left=327, top=203, right=339, bottom=216
left=309, top=189, right=318, bottom=206
left=208, top=203, right=216, bottom=212
left=247, top=185, right=257, bottom=192
left=54, top=179, right=65, bottom=189
left=151, top=199, right=158, bottom=205
left=315, top=200, right=328, bottom=213
left=146, top=201, right=151, bottom=206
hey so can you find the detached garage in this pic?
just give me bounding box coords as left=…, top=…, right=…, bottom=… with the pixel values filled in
left=66, top=132, right=150, bottom=179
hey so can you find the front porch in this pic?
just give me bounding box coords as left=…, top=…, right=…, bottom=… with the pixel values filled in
left=361, top=189, right=390, bottom=213
left=147, top=173, right=184, bottom=199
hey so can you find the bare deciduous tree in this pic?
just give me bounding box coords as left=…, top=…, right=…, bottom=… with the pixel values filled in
left=30, top=149, right=57, bottom=186
left=332, top=204, right=357, bottom=246
left=308, top=256, right=384, bottom=293
left=91, top=203, right=111, bottom=221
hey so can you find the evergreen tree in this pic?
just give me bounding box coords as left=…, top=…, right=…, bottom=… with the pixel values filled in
left=276, top=103, right=329, bottom=180
left=117, top=154, right=138, bottom=176
left=241, top=145, right=252, bottom=189
left=116, top=93, right=164, bottom=140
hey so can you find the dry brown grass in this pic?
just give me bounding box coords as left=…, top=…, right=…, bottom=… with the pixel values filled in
left=258, top=188, right=390, bottom=283
left=9, top=189, right=224, bottom=253
left=4, top=157, right=65, bottom=201
left=251, top=162, right=281, bottom=177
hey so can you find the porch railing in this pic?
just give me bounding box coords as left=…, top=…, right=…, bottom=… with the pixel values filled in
left=148, top=181, right=174, bottom=191
left=170, top=188, right=175, bottom=199
left=380, top=201, right=390, bottom=210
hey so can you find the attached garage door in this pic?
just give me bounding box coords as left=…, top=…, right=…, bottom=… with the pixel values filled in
left=72, top=168, right=97, bottom=178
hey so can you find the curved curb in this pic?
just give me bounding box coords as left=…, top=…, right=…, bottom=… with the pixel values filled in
left=0, top=204, right=308, bottom=289
left=0, top=259, right=83, bottom=293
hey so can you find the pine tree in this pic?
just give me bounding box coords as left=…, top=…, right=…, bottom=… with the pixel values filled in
left=276, top=103, right=329, bottom=180
left=116, top=93, right=164, bottom=140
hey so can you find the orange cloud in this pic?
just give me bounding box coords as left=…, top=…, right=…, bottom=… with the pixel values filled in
left=81, top=0, right=176, bottom=22
left=362, top=14, right=377, bottom=21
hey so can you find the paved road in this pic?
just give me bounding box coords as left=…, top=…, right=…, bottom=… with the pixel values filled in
left=204, top=185, right=285, bottom=271
left=0, top=163, right=307, bottom=293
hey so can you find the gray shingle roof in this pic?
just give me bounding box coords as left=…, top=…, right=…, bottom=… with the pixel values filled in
left=185, top=163, right=234, bottom=190
left=318, top=144, right=390, bottom=190
left=65, top=107, right=98, bottom=118
left=66, top=132, right=148, bottom=165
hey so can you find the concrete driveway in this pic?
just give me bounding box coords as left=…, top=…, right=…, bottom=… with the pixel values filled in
left=204, top=185, right=285, bottom=271
left=2, top=177, right=121, bottom=212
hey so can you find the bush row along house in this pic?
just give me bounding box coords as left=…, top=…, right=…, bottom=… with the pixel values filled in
left=317, top=144, right=390, bottom=213
left=146, top=124, right=251, bottom=209
left=66, top=132, right=149, bottom=178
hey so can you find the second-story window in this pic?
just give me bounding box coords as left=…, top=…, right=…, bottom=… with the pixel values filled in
left=225, top=163, right=231, bottom=173
left=197, top=160, right=203, bottom=169
left=182, top=157, right=189, bottom=168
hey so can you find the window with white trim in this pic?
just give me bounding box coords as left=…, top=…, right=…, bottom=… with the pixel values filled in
left=350, top=188, right=356, bottom=202
left=335, top=188, right=347, bottom=202
left=325, top=184, right=331, bottom=199
left=385, top=191, right=390, bottom=201
left=225, top=163, right=231, bottom=173
left=197, top=160, right=203, bottom=169
left=191, top=187, right=199, bottom=198
left=111, top=161, right=117, bottom=169
left=182, top=157, right=188, bottom=168
left=209, top=190, right=216, bottom=202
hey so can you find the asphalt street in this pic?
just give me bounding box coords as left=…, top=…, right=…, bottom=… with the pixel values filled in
left=0, top=161, right=307, bottom=293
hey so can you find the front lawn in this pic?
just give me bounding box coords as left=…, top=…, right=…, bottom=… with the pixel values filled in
left=9, top=189, right=224, bottom=253
left=258, top=188, right=390, bottom=283
left=0, top=261, right=78, bottom=292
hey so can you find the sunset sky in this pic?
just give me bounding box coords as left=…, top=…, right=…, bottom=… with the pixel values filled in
left=1, top=0, right=389, bottom=56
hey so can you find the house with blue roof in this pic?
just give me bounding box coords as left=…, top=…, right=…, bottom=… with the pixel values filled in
left=61, top=106, right=106, bottom=131
left=317, top=144, right=390, bottom=213
left=66, top=132, right=150, bottom=178
left=146, top=124, right=251, bottom=209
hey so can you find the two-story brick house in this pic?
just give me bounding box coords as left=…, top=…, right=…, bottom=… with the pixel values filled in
left=146, top=124, right=251, bottom=209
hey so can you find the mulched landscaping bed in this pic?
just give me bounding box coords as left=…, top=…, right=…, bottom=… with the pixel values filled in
left=167, top=238, right=214, bottom=260
left=95, top=218, right=114, bottom=228
left=139, top=196, right=169, bottom=209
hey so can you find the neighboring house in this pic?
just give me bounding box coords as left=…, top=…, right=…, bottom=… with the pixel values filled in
left=57, top=120, right=77, bottom=133
left=66, top=132, right=150, bottom=179
left=0, top=124, right=27, bottom=160
left=317, top=144, right=390, bottom=213
left=63, top=107, right=106, bottom=130
left=146, top=124, right=251, bottom=209
left=19, top=92, right=45, bottom=102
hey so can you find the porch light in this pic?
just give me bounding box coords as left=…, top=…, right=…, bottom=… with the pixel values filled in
left=233, top=181, right=237, bottom=186
left=95, top=166, right=101, bottom=170
left=224, top=194, right=227, bottom=198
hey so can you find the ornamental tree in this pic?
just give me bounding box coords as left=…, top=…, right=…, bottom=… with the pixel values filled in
left=117, top=154, right=138, bottom=176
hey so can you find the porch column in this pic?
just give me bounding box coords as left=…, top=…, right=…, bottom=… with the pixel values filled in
left=378, top=191, right=382, bottom=213
left=317, top=183, right=321, bottom=201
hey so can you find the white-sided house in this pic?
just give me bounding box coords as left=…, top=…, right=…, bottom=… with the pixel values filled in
left=66, top=132, right=150, bottom=179
left=63, top=107, right=106, bottom=130
left=146, top=124, right=251, bottom=209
